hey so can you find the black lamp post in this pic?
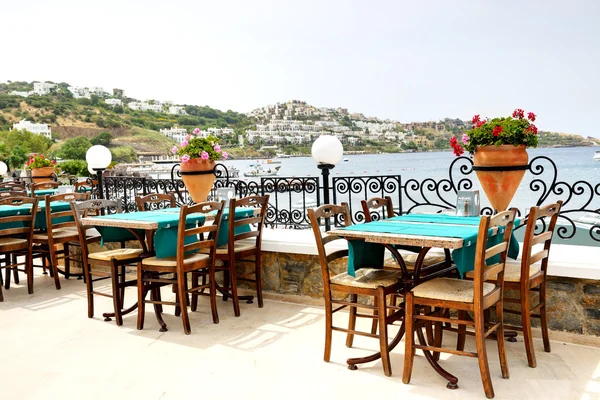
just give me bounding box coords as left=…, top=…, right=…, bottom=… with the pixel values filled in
left=312, top=135, right=344, bottom=231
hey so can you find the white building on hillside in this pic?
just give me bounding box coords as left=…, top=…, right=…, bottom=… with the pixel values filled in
left=168, top=106, right=187, bottom=115
left=68, top=86, right=91, bottom=99
left=9, top=91, right=30, bottom=97
left=160, top=126, right=188, bottom=143
left=128, top=102, right=163, bottom=112
left=12, top=120, right=52, bottom=139
left=33, top=82, right=56, bottom=95
left=89, top=87, right=105, bottom=95
left=105, top=98, right=123, bottom=107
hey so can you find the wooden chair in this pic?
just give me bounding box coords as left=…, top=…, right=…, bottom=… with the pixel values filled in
left=30, top=181, right=59, bottom=197
left=0, top=197, right=38, bottom=301
left=402, top=211, right=516, bottom=398
left=31, top=192, right=91, bottom=289
left=193, top=195, right=269, bottom=317
left=71, top=199, right=145, bottom=326
left=471, top=201, right=562, bottom=368
left=74, top=179, right=97, bottom=194
left=0, top=182, right=26, bottom=192
left=135, top=193, right=176, bottom=211
left=137, top=201, right=224, bottom=334
left=308, top=203, right=405, bottom=377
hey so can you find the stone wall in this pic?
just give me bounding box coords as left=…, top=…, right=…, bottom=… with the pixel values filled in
left=237, top=251, right=600, bottom=336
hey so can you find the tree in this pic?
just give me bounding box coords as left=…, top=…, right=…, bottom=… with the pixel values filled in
left=7, top=145, right=27, bottom=169
left=90, top=132, right=113, bottom=146
left=55, top=137, right=92, bottom=160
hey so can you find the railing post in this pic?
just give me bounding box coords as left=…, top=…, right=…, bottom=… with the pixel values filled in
left=318, top=164, right=333, bottom=231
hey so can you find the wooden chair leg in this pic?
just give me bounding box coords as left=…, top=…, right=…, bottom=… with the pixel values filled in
left=177, top=272, right=192, bottom=335
left=377, top=288, right=392, bottom=377
left=424, top=306, right=434, bottom=345
left=222, top=266, right=230, bottom=301
left=457, top=310, right=467, bottom=351
left=190, top=272, right=199, bottom=312
left=119, top=265, right=126, bottom=304
left=432, top=307, right=443, bottom=362
left=4, top=263, right=10, bottom=290
left=228, top=257, right=241, bottom=317
left=64, top=244, right=71, bottom=279
left=474, top=309, right=494, bottom=399
left=49, top=249, right=61, bottom=290
left=110, top=260, right=123, bottom=326
left=136, top=265, right=145, bottom=330
left=496, top=300, right=510, bottom=379
left=324, top=298, right=333, bottom=362
left=539, top=281, right=551, bottom=353
left=26, top=251, right=34, bottom=295
left=209, top=265, right=219, bottom=324
left=255, top=252, right=263, bottom=308
left=402, top=292, right=415, bottom=384
left=84, top=261, right=94, bottom=318
left=345, top=294, right=358, bottom=348
left=0, top=272, right=3, bottom=302
left=371, top=296, right=379, bottom=335
left=521, top=287, right=536, bottom=368
left=12, top=254, right=19, bottom=284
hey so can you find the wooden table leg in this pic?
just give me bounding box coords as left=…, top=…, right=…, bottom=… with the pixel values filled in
left=346, top=322, right=405, bottom=369
left=415, top=324, right=459, bottom=389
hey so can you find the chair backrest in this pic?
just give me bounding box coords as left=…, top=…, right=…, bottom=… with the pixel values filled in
left=31, top=181, right=59, bottom=196
left=74, top=179, right=97, bottom=193
left=135, top=193, right=176, bottom=211
left=0, top=182, right=26, bottom=191
left=0, top=197, right=38, bottom=241
left=44, top=192, right=90, bottom=231
left=520, top=201, right=562, bottom=279
left=71, top=199, right=124, bottom=261
left=225, top=195, right=270, bottom=253
left=471, top=210, right=516, bottom=303
left=177, top=201, right=224, bottom=265
left=361, top=196, right=394, bottom=222
left=0, top=190, right=27, bottom=198
left=308, top=203, right=351, bottom=290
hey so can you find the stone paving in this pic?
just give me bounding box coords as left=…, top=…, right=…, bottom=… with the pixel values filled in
left=1, top=272, right=600, bottom=400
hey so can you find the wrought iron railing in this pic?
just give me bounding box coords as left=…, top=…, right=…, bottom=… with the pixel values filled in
left=97, top=155, right=600, bottom=245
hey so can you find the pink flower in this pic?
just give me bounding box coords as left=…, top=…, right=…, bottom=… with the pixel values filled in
left=222, top=152, right=228, bottom=160
left=171, top=146, right=178, bottom=154
left=185, top=134, right=191, bottom=140
left=461, top=133, right=469, bottom=145
left=200, top=151, right=209, bottom=160
left=181, top=154, right=190, bottom=162
left=181, top=140, right=188, bottom=147
left=214, top=144, right=221, bottom=152
left=193, top=128, right=200, bottom=134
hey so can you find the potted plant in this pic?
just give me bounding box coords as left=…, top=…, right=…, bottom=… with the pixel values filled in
left=173, top=129, right=228, bottom=202
left=26, top=153, right=57, bottom=183
left=449, top=109, right=539, bottom=211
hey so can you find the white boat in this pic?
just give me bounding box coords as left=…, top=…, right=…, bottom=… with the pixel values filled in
left=594, top=151, right=600, bottom=161
left=276, top=153, right=291, bottom=158
left=243, top=164, right=281, bottom=177
left=343, top=158, right=349, bottom=162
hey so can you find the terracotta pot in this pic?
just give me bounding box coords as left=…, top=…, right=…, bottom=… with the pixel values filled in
left=473, top=145, right=528, bottom=211
left=31, top=166, right=56, bottom=183
left=180, top=159, right=216, bottom=203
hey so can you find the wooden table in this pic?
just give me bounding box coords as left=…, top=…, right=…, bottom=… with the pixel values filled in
left=330, top=217, right=481, bottom=389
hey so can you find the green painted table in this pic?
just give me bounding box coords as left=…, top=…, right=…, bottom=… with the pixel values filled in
left=331, top=214, right=520, bottom=277
left=81, top=208, right=255, bottom=258
left=28, top=189, right=58, bottom=197
left=0, top=200, right=71, bottom=230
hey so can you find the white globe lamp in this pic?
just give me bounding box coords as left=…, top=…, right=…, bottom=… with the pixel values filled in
left=85, top=145, right=112, bottom=199
left=0, top=161, right=8, bottom=177
left=311, top=135, right=343, bottom=231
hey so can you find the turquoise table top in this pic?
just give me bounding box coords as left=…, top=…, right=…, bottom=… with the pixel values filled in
left=28, top=189, right=58, bottom=196
left=340, top=214, right=520, bottom=277
left=0, top=200, right=71, bottom=230
left=93, top=208, right=255, bottom=258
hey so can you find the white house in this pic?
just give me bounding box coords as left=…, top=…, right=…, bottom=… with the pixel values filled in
left=89, top=86, right=105, bottom=95
left=9, top=91, right=30, bottom=97
left=12, top=120, right=52, bottom=139
left=68, top=86, right=91, bottom=99
left=33, top=82, right=56, bottom=96
left=168, top=106, right=187, bottom=115
left=105, top=98, right=123, bottom=107
left=160, top=126, right=188, bottom=140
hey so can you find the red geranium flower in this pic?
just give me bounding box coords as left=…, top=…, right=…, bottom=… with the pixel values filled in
left=449, top=136, right=458, bottom=147
left=512, top=109, right=525, bottom=119
left=526, top=124, right=538, bottom=135
left=527, top=112, right=536, bottom=122
left=51, top=160, right=56, bottom=165
left=471, top=114, right=481, bottom=126
left=453, top=145, right=464, bottom=156
left=492, top=125, right=504, bottom=136
left=476, top=119, right=486, bottom=128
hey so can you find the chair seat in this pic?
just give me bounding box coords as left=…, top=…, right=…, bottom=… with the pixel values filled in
left=215, top=241, right=256, bottom=255
left=463, top=261, right=542, bottom=283
left=142, top=252, right=209, bottom=268
left=33, top=229, right=80, bottom=241
left=0, top=237, right=28, bottom=250
left=88, top=248, right=143, bottom=261
left=411, top=277, right=496, bottom=303
left=331, top=268, right=402, bottom=289
left=384, top=252, right=447, bottom=269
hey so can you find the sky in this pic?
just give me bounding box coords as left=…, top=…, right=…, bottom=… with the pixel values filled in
left=2, top=0, right=599, bottom=137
